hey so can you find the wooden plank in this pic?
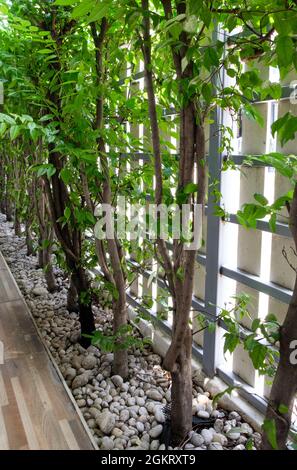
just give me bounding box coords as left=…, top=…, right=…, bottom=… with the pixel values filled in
left=0, top=370, right=8, bottom=406
left=0, top=407, right=9, bottom=450
left=59, top=419, right=80, bottom=450
left=69, top=418, right=96, bottom=450
left=0, top=301, right=44, bottom=358
left=0, top=252, right=8, bottom=270
left=11, top=376, right=40, bottom=450
left=0, top=270, right=21, bottom=303
left=0, top=251, right=95, bottom=450
left=1, top=367, right=28, bottom=450
left=0, top=340, right=3, bottom=364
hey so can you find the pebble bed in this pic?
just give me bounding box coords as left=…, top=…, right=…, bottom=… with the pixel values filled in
left=0, top=213, right=262, bottom=450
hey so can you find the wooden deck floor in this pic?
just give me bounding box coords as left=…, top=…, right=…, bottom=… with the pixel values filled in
left=0, top=251, right=95, bottom=450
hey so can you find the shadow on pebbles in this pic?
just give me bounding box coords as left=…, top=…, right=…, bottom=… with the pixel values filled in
left=0, top=213, right=261, bottom=451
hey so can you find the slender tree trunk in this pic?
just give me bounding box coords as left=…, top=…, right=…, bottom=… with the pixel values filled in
left=5, top=197, right=12, bottom=221
left=25, top=176, right=36, bottom=256
left=90, top=19, right=128, bottom=376
left=25, top=220, right=34, bottom=256
left=0, top=164, right=6, bottom=213
left=0, top=198, right=5, bottom=214
left=113, top=298, right=129, bottom=379
left=262, top=287, right=297, bottom=449
left=14, top=208, right=21, bottom=236
left=71, top=266, right=96, bottom=348
left=140, top=0, right=203, bottom=442
left=37, top=236, right=44, bottom=268
left=67, top=273, right=79, bottom=312
left=43, top=236, right=57, bottom=293
left=262, top=183, right=297, bottom=449
left=171, top=325, right=193, bottom=445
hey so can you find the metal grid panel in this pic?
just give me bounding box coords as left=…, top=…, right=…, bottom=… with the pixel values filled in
left=107, top=34, right=296, bottom=416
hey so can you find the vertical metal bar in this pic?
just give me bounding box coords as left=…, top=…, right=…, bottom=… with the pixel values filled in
left=202, top=29, right=225, bottom=377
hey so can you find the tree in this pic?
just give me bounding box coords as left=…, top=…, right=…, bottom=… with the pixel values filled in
left=1, top=0, right=297, bottom=448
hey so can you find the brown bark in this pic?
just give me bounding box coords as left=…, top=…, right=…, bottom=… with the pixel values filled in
left=0, top=162, right=6, bottom=213
left=43, top=229, right=57, bottom=293
left=67, top=273, right=78, bottom=312
left=35, top=179, right=57, bottom=291
left=113, top=298, right=129, bottom=378
left=70, top=264, right=95, bottom=348
left=39, top=14, right=96, bottom=345
left=25, top=220, right=34, bottom=256
left=171, top=326, right=193, bottom=445
left=14, top=208, right=21, bottom=236
left=140, top=0, right=207, bottom=442
left=25, top=176, right=36, bottom=256
left=37, top=235, right=44, bottom=269
left=89, top=19, right=129, bottom=378
left=5, top=196, right=12, bottom=222
left=262, top=182, right=297, bottom=449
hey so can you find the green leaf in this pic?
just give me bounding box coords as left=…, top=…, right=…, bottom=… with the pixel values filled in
left=38, top=49, right=54, bottom=54
left=0, top=3, right=9, bottom=14
left=251, top=318, right=261, bottom=332
left=253, top=193, right=268, bottom=206
left=202, top=82, right=212, bottom=103
left=0, top=113, right=16, bottom=125
left=60, top=168, right=72, bottom=184
left=183, top=15, right=198, bottom=34
left=10, top=125, right=22, bottom=141
left=36, top=164, right=56, bottom=179
left=237, top=203, right=268, bottom=229
left=72, top=0, right=94, bottom=19
left=276, top=36, right=294, bottom=68
left=212, top=385, right=239, bottom=408
left=176, top=267, right=184, bottom=280
left=64, top=206, right=71, bottom=221
left=105, top=280, right=119, bottom=301
left=184, top=182, right=198, bottom=194
left=181, top=56, right=189, bottom=73
left=272, top=113, right=297, bottom=146
left=204, top=47, right=219, bottom=70
left=0, top=122, right=7, bottom=137
left=208, top=322, right=216, bottom=333
left=278, top=404, right=289, bottom=414
left=262, top=419, right=278, bottom=450
left=269, top=213, right=277, bottom=232
left=224, top=332, right=240, bottom=354
left=249, top=342, right=268, bottom=370
left=244, top=104, right=264, bottom=127
left=39, top=114, right=54, bottom=122
left=54, top=0, right=76, bottom=4
left=87, top=3, right=109, bottom=23
left=245, top=438, right=253, bottom=450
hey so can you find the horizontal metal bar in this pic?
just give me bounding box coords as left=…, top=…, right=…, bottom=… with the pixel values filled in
left=126, top=291, right=173, bottom=337
left=119, top=152, right=151, bottom=162
left=118, top=71, right=145, bottom=86
left=253, top=85, right=292, bottom=104
left=197, top=252, right=207, bottom=266
left=126, top=291, right=204, bottom=363
left=217, top=365, right=268, bottom=415
left=229, top=154, right=268, bottom=166
left=91, top=266, right=273, bottom=416
left=129, top=259, right=210, bottom=317
left=129, top=287, right=269, bottom=416
left=228, top=213, right=291, bottom=238
left=221, top=265, right=292, bottom=304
